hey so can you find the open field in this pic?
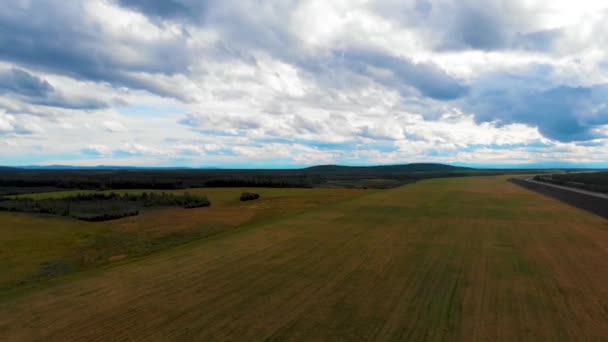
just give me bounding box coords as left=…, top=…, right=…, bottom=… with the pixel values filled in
left=1, top=176, right=608, bottom=340
left=0, top=187, right=367, bottom=289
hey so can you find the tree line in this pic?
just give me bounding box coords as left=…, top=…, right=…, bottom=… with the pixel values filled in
left=0, top=192, right=210, bottom=221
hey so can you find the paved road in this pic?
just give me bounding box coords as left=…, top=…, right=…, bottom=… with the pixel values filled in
left=511, top=176, right=608, bottom=219
left=521, top=176, right=608, bottom=200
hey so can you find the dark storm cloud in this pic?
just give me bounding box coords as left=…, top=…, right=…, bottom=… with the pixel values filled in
left=0, top=2, right=191, bottom=99
left=0, top=68, right=107, bottom=110
left=338, top=50, right=469, bottom=100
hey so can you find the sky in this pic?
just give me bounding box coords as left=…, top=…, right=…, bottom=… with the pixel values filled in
left=1, top=0, right=608, bottom=168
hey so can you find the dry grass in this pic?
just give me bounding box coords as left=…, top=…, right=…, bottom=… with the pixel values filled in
left=1, top=176, right=607, bottom=341
left=0, top=187, right=367, bottom=288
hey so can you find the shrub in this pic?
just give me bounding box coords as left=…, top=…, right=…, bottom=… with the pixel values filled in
left=74, top=209, right=139, bottom=222
left=240, top=192, right=260, bottom=201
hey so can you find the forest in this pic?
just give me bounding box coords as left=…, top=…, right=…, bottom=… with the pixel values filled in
left=0, top=163, right=543, bottom=196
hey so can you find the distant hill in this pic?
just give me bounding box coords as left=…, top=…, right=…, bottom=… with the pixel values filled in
left=2, top=163, right=473, bottom=173
left=14, top=165, right=196, bottom=171
left=303, top=163, right=473, bottom=174
left=3, top=163, right=471, bottom=172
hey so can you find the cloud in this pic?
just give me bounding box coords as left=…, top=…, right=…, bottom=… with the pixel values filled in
left=470, top=85, right=608, bottom=142
left=337, top=49, right=469, bottom=100
left=28, top=96, right=108, bottom=111
left=437, top=2, right=511, bottom=50
left=114, top=0, right=207, bottom=22
left=514, top=29, right=562, bottom=52
left=114, top=143, right=168, bottom=156
left=372, top=0, right=564, bottom=52
left=0, top=1, right=192, bottom=99
left=81, top=144, right=111, bottom=156
left=103, top=120, right=128, bottom=133
left=180, top=112, right=265, bottom=134
left=0, top=68, right=108, bottom=110
left=0, top=68, right=54, bottom=97
left=0, top=111, right=43, bottom=135
left=0, top=113, right=14, bottom=133
left=1, top=0, right=608, bottom=167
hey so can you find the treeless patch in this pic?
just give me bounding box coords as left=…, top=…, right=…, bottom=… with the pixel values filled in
left=114, top=206, right=256, bottom=235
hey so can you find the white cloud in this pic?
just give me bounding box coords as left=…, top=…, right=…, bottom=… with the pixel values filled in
left=103, top=120, right=127, bottom=133
left=0, top=111, right=43, bottom=135
left=0, top=112, right=14, bottom=132
left=83, top=144, right=111, bottom=156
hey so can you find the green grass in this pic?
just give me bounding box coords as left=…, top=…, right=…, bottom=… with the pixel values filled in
left=1, top=177, right=607, bottom=340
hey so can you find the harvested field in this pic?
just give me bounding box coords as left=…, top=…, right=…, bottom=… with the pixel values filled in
left=1, top=176, right=607, bottom=341
left=0, top=187, right=367, bottom=288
